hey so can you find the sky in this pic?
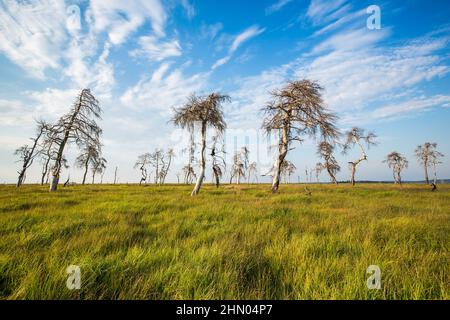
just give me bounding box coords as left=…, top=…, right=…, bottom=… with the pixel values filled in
left=0, top=0, right=449, bottom=184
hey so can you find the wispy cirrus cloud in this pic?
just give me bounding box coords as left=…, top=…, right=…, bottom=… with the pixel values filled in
left=131, top=36, right=182, bottom=62
left=265, top=0, right=293, bottom=15
left=0, top=0, right=68, bottom=78
left=212, top=25, right=265, bottom=70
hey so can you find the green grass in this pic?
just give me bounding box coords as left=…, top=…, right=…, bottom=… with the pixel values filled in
left=0, top=183, right=448, bottom=300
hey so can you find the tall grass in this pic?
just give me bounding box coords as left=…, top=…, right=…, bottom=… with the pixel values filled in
left=0, top=183, right=448, bottom=299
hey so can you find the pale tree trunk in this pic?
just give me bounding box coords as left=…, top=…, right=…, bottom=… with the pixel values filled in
left=82, top=156, right=90, bottom=185
left=424, top=160, right=429, bottom=184
left=114, top=166, right=118, bottom=184
left=41, top=156, right=51, bottom=185
left=349, top=162, right=357, bottom=186
left=271, top=126, right=288, bottom=193
left=432, top=163, right=437, bottom=185
left=192, top=122, right=206, bottom=196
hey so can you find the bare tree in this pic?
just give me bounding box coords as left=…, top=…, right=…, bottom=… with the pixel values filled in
left=75, top=144, right=100, bottom=185
left=280, top=160, right=296, bottom=184
left=317, top=141, right=340, bottom=184
left=15, top=120, right=49, bottom=187
left=160, top=149, right=175, bottom=184
left=91, top=156, right=107, bottom=184
left=415, top=142, right=444, bottom=184
left=383, top=152, right=408, bottom=185
left=38, top=135, right=55, bottom=185
left=172, top=93, right=229, bottom=196
left=343, top=127, right=377, bottom=186
left=182, top=165, right=196, bottom=184
left=261, top=80, right=339, bottom=193
left=314, top=162, right=323, bottom=183
left=134, top=153, right=152, bottom=185
left=47, top=89, right=102, bottom=192
left=149, top=149, right=164, bottom=185
left=230, top=151, right=246, bottom=184
left=211, top=130, right=226, bottom=188
left=247, top=162, right=258, bottom=184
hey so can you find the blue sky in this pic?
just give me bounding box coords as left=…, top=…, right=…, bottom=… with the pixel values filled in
left=0, top=0, right=449, bottom=184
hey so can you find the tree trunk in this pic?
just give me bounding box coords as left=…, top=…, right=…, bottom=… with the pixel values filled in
left=424, top=161, right=429, bottom=184
left=114, top=167, right=118, bottom=184
left=82, top=155, right=90, bottom=185
left=41, top=156, right=51, bottom=185
left=349, top=163, right=357, bottom=186
left=271, top=125, right=288, bottom=193
left=192, top=122, right=207, bottom=196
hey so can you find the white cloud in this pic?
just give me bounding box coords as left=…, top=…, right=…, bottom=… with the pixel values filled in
left=212, top=25, right=265, bottom=70
left=181, top=0, right=196, bottom=20
left=0, top=0, right=68, bottom=78
left=230, top=25, right=265, bottom=53
left=120, top=64, right=210, bottom=116
left=265, top=0, right=293, bottom=15
left=87, top=0, right=167, bottom=45
left=131, top=36, right=182, bottom=62
left=307, top=0, right=349, bottom=25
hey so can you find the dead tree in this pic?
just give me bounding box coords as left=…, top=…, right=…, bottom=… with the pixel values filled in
left=211, top=130, right=226, bottom=188
left=160, top=149, right=175, bottom=184
left=47, top=89, right=102, bottom=192
left=343, top=127, right=377, bottom=186
left=247, top=162, right=258, bottom=184
left=91, top=156, right=107, bottom=184
left=230, top=151, right=245, bottom=184
left=317, top=141, right=340, bottom=184
left=75, top=144, right=101, bottom=185
left=261, top=80, right=339, bottom=193
left=15, top=120, right=49, bottom=187
left=38, top=135, right=55, bottom=185
left=415, top=142, right=444, bottom=185
left=383, top=152, right=408, bottom=185
left=134, top=153, right=152, bottom=185
left=280, top=160, right=296, bottom=184
left=172, top=93, right=229, bottom=196
left=314, top=162, right=323, bottom=183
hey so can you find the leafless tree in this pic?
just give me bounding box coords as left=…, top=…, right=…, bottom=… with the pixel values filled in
left=247, top=162, right=258, bottom=184
left=182, top=165, right=196, bottom=184
left=317, top=141, right=340, bottom=184
left=149, top=149, right=165, bottom=185
left=15, top=120, right=49, bottom=187
left=280, top=160, right=296, bottom=184
left=343, top=127, right=377, bottom=186
left=211, top=130, right=226, bottom=188
left=415, top=142, right=444, bottom=184
left=230, top=150, right=246, bottom=184
left=383, top=151, right=408, bottom=185
left=91, top=156, right=107, bottom=184
left=261, top=80, right=339, bottom=193
left=75, top=144, right=101, bottom=185
left=159, top=149, right=175, bottom=184
left=47, top=89, right=102, bottom=192
left=134, top=153, right=152, bottom=185
left=314, top=162, right=323, bottom=183
left=172, top=93, right=229, bottom=196
left=38, top=134, right=55, bottom=185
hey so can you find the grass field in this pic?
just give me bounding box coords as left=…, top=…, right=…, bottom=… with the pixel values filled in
left=0, top=183, right=448, bottom=300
